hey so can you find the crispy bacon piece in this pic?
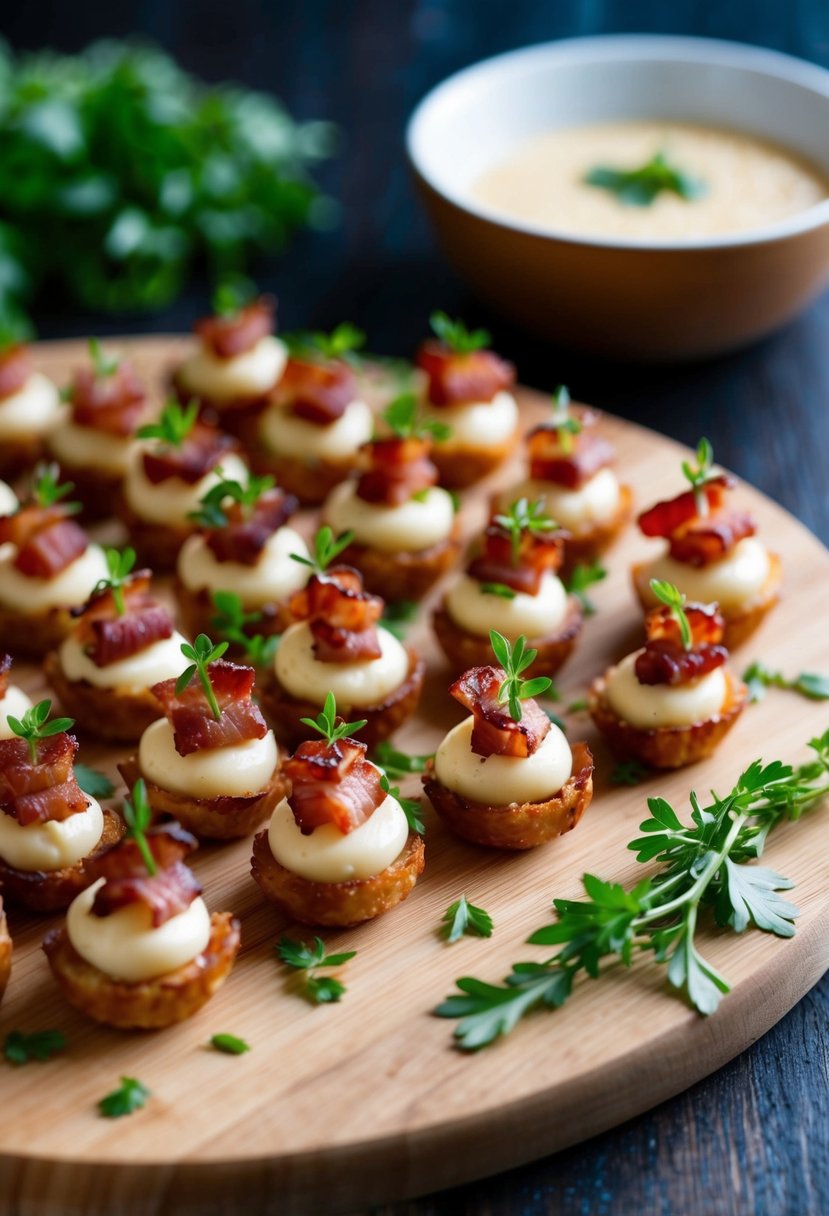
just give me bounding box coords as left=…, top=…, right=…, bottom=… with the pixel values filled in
left=0, top=733, right=88, bottom=824
left=636, top=601, right=728, bottom=686
left=645, top=602, right=726, bottom=648
left=73, top=570, right=174, bottom=668
left=469, top=518, right=566, bottom=595
left=289, top=567, right=383, bottom=662
left=152, top=660, right=268, bottom=756
left=0, top=504, right=87, bottom=580
left=142, top=423, right=237, bottom=486
left=273, top=357, right=357, bottom=425
left=668, top=511, right=756, bottom=567
left=0, top=344, right=33, bottom=401
left=87, top=823, right=201, bottom=927
left=69, top=360, right=146, bottom=435
left=205, top=488, right=297, bottom=566
left=528, top=427, right=615, bottom=489
left=195, top=297, right=275, bottom=359
left=285, top=736, right=385, bottom=835
left=356, top=436, right=437, bottom=506
left=0, top=654, right=11, bottom=699
left=450, top=665, right=551, bottom=759
left=416, top=341, right=515, bottom=406
left=637, top=475, right=735, bottom=539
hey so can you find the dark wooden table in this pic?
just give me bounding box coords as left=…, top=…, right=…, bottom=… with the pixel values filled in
left=6, top=3, right=829, bottom=1214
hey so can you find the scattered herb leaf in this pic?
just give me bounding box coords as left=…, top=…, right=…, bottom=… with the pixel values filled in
left=276, top=935, right=356, bottom=1005
left=210, top=1033, right=250, bottom=1056
left=4, top=1029, right=67, bottom=1065
left=565, top=562, right=607, bottom=615
left=74, top=764, right=115, bottom=800
left=441, top=896, right=494, bottom=944
left=743, top=661, right=829, bottom=704
left=98, top=1076, right=150, bottom=1118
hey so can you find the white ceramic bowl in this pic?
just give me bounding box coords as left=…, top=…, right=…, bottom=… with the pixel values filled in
left=407, top=35, right=829, bottom=360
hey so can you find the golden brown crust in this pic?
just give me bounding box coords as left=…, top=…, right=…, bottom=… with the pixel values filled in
left=116, top=492, right=196, bottom=573
left=0, top=435, right=43, bottom=481
left=631, top=549, right=782, bottom=650
left=422, top=740, right=593, bottom=850
left=336, top=522, right=462, bottom=603
left=0, top=600, right=78, bottom=657
left=43, top=910, right=240, bottom=1030
left=47, top=460, right=121, bottom=521
left=0, top=808, right=124, bottom=914
left=251, top=828, right=425, bottom=926
left=258, top=647, right=425, bottom=750
left=173, top=577, right=293, bottom=645
left=0, top=903, right=11, bottom=1001
left=250, top=449, right=361, bottom=505
left=120, top=754, right=287, bottom=840
left=587, top=667, right=748, bottom=769
left=43, top=649, right=164, bottom=743
left=432, top=594, right=583, bottom=678
left=431, top=428, right=519, bottom=490
left=560, top=483, right=634, bottom=574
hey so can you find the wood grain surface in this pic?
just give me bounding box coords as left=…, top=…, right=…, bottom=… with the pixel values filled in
left=0, top=337, right=827, bottom=1215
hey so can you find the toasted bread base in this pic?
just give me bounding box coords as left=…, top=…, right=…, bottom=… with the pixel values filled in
left=116, top=493, right=197, bottom=572
left=43, top=910, right=240, bottom=1030
left=173, top=577, right=293, bottom=647
left=251, top=829, right=425, bottom=926
left=0, top=600, right=78, bottom=657
left=631, top=550, right=782, bottom=651
left=422, top=741, right=594, bottom=850
left=561, top=483, right=634, bottom=575
left=0, top=808, right=124, bottom=913
left=431, top=429, right=519, bottom=490
left=588, top=667, right=748, bottom=769
left=432, top=594, right=583, bottom=678
left=0, top=435, right=42, bottom=481
left=250, top=449, right=361, bottom=506
left=44, top=650, right=164, bottom=743
left=258, top=647, right=425, bottom=750
left=337, top=523, right=462, bottom=603
left=0, top=903, right=11, bottom=1001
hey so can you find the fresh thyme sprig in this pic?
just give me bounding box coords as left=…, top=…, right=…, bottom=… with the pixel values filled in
left=137, top=398, right=199, bottom=447
left=372, top=740, right=433, bottom=780
left=8, top=700, right=73, bottom=764
left=122, top=779, right=156, bottom=877
left=31, top=462, right=80, bottom=514
left=493, top=497, right=556, bottom=563
left=88, top=336, right=119, bottom=379
left=650, top=579, right=692, bottom=649
left=290, top=524, right=354, bottom=575
left=743, top=661, right=829, bottom=704
left=4, top=1028, right=67, bottom=1065
left=91, top=546, right=137, bottom=615
left=379, top=772, right=425, bottom=834
left=545, top=384, right=581, bottom=454
left=585, top=150, right=707, bottom=207
left=276, top=936, right=357, bottom=1004
left=210, top=590, right=279, bottom=666
left=300, top=690, right=367, bottom=744
left=436, top=729, right=829, bottom=1049
left=681, top=436, right=716, bottom=514
left=190, top=471, right=275, bottom=529
left=284, top=322, right=366, bottom=364
left=429, top=311, right=490, bottom=354
left=176, top=634, right=229, bottom=721
left=383, top=393, right=451, bottom=442
left=441, top=896, right=494, bottom=944
left=564, top=561, right=607, bottom=616
left=489, top=631, right=552, bottom=722
left=211, top=274, right=257, bottom=317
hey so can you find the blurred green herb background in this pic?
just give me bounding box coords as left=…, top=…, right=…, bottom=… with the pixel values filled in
left=0, top=39, right=337, bottom=330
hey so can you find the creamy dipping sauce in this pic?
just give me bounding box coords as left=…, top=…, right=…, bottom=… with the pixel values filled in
left=473, top=122, right=829, bottom=241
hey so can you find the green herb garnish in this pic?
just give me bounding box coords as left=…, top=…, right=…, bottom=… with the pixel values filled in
left=567, top=698, right=589, bottom=714
left=88, top=336, right=119, bottom=379
left=300, top=690, right=367, bottom=745
left=382, top=393, right=451, bottom=443
left=611, top=759, right=652, bottom=787
left=290, top=525, right=354, bottom=575
left=210, top=590, right=279, bottom=667
left=441, top=896, right=494, bottom=944
left=210, top=1033, right=250, bottom=1056
left=284, top=322, right=365, bottom=363
left=650, top=579, right=692, bottom=649
left=380, top=600, right=419, bottom=640
left=743, top=662, right=829, bottom=704
left=31, top=462, right=80, bottom=513
left=122, top=779, right=156, bottom=877
left=137, top=398, right=199, bottom=447
left=211, top=274, right=257, bottom=318
left=493, top=497, right=556, bottom=563
left=480, top=582, right=517, bottom=600
left=4, top=1029, right=67, bottom=1065
left=98, top=1076, right=150, bottom=1118
left=190, top=471, right=274, bottom=529
left=545, top=385, right=581, bottom=454
left=91, top=546, right=137, bottom=615
left=8, top=700, right=73, bottom=764
left=681, top=437, right=716, bottom=514
left=429, top=311, right=490, bottom=354
left=276, top=936, right=357, bottom=1004
left=564, top=561, right=607, bottom=616
left=176, top=634, right=229, bottom=721
left=584, top=150, right=707, bottom=207
left=74, top=764, right=115, bottom=800
left=379, top=772, right=425, bottom=835
left=372, top=740, right=433, bottom=780
left=489, top=631, right=551, bottom=722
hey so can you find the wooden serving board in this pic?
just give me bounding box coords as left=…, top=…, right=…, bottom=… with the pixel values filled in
left=1, top=338, right=828, bottom=1216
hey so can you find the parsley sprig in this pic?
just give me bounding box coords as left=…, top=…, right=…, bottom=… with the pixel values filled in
left=650, top=579, right=692, bottom=649
left=564, top=561, right=607, bottom=616
left=585, top=150, right=707, bottom=207
left=74, top=764, right=115, bottom=799
left=190, top=471, right=275, bottom=529
left=429, top=310, right=490, bottom=353
left=99, top=1076, right=150, bottom=1118
left=276, top=936, right=357, bottom=1004
left=489, top=630, right=552, bottom=722
left=4, top=1029, right=67, bottom=1065
left=137, top=399, right=199, bottom=447
left=91, top=546, right=136, bottom=615
left=373, top=740, right=433, bottom=780
left=681, top=436, right=716, bottom=514
left=176, top=634, right=229, bottom=721
left=379, top=772, right=425, bottom=834
left=743, top=662, right=829, bottom=704
left=88, top=336, right=119, bottom=379
left=8, top=700, right=73, bottom=764
left=436, top=730, right=829, bottom=1048
left=284, top=322, right=366, bottom=363
left=300, top=690, right=367, bottom=744
left=493, top=497, right=556, bottom=563
left=210, top=590, right=279, bottom=667
left=122, top=778, right=156, bottom=877
left=290, top=524, right=354, bottom=575
left=31, top=462, right=80, bottom=513
left=383, top=393, right=451, bottom=442
left=441, top=896, right=494, bottom=944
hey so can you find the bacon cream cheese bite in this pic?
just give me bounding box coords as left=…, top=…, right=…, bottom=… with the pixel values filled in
left=500, top=387, right=632, bottom=571
left=589, top=580, right=747, bottom=769
left=0, top=701, right=123, bottom=912
left=175, top=472, right=309, bottom=640
left=123, top=638, right=285, bottom=840
left=415, top=311, right=518, bottom=488
left=120, top=400, right=248, bottom=571
left=0, top=896, right=10, bottom=1000
left=45, top=550, right=189, bottom=743
left=261, top=556, right=424, bottom=749
left=0, top=655, right=32, bottom=738
left=44, top=780, right=240, bottom=1030
left=0, top=333, right=61, bottom=480
left=0, top=468, right=108, bottom=656
left=252, top=695, right=425, bottom=926
left=322, top=395, right=460, bottom=602
left=632, top=439, right=781, bottom=649
left=423, top=634, right=593, bottom=850
left=434, top=497, right=582, bottom=677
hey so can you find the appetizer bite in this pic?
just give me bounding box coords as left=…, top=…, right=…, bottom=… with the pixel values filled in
left=120, top=399, right=248, bottom=571
left=632, top=439, right=781, bottom=649
left=0, top=896, right=10, bottom=1000
left=255, top=325, right=374, bottom=503
left=0, top=701, right=123, bottom=912
left=588, top=580, right=747, bottom=769
left=261, top=546, right=424, bottom=749
left=415, top=312, right=518, bottom=487
left=47, top=339, right=147, bottom=518
left=0, top=466, right=108, bottom=655
left=500, top=387, right=632, bottom=570
left=423, top=633, right=593, bottom=850
left=45, top=548, right=189, bottom=743
left=252, top=694, right=425, bottom=926
left=0, top=654, right=32, bottom=737
left=322, top=395, right=461, bottom=601
left=433, top=497, right=582, bottom=677
left=44, top=779, right=240, bottom=1030
left=175, top=471, right=310, bottom=640
left=0, top=327, right=61, bottom=479
left=122, top=635, right=285, bottom=839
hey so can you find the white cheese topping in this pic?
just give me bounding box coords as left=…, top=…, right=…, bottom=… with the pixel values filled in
left=604, top=650, right=728, bottom=729
left=275, top=620, right=409, bottom=708
left=426, top=390, right=518, bottom=449
left=177, top=335, right=287, bottom=403
left=502, top=468, right=621, bottom=531
left=58, top=630, right=189, bottom=692
left=446, top=570, right=568, bottom=639
left=0, top=544, right=108, bottom=612
left=0, top=372, right=61, bottom=440
left=48, top=418, right=136, bottom=475
left=0, top=480, right=18, bottom=516
left=642, top=538, right=772, bottom=612
left=323, top=481, right=455, bottom=553
left=260, top=397, right=373, bottom=462
left=0, top=796, right=103, bottom=872
left=267, top=791, right=409, bottom=883
left=0, top=684, right=33, bottom=739
left=123, top=447, right=249, bottom=525
left=177, top=525, right=310, bottom=607
left=67, top=878, right=212, bottom=983
left=435, top=715, right=572, bottom=805
left=138, top=717, right=278, bottom=799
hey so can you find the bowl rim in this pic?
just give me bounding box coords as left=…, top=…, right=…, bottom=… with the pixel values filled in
left=405, top=33, right=829, bottom=252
